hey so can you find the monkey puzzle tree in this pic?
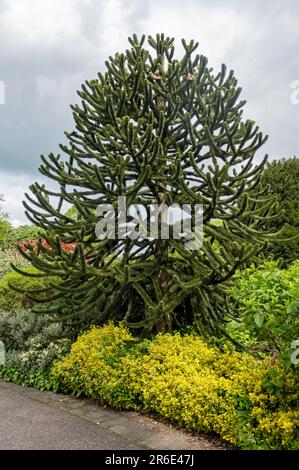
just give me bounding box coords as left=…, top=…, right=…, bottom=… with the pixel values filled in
left=17, top=34, right=279, bottom=336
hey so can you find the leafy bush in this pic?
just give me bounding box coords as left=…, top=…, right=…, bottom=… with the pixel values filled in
left=0, top=248, right=29, bottom=279
left=254, top=157, right=299, bottom=264
left=0, top=339, right=70, bottom=390
left=53, top=323, right=136, bottom=403
left=230, top=261, right=299, bottom=367
left=0, top=266, right=58, bottom=309
left=5, top=224, right=43, bottom=247
left=0, top=308, right=66, bottom=350
left=222, top=319, right=259, bottom=349
left=0, top=219, right=11, bottom=247
left=0, top=195, right=11, bottom=247
left=51, top=324, right=299, bottom=449
left=0, top=308, right=71, bottom=390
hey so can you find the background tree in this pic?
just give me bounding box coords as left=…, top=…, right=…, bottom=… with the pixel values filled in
left=5, top=224, right=42, bottom=248
left=0, top=195, right=11, bottom=247
left=255, top=157, right=299, bottom=264
left=18, top=34, right=278, bottom=336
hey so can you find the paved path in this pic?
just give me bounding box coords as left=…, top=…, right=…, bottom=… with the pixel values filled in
left=0, top=380, right=228, bottom=450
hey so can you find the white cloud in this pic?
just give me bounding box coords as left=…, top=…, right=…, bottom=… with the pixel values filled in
left=140, top=3, right=253, bottom=66
left=0, top=0, right=81, bottom=45
left=0, top=172, right=34, bottom=226
left=99, top=0, right=142, bottom=53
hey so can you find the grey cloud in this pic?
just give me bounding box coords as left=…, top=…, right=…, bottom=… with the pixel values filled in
left=0, top=0, right=298, bottom=224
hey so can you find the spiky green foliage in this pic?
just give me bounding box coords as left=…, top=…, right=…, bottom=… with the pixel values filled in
left=19, top=34, right=279, bottom=336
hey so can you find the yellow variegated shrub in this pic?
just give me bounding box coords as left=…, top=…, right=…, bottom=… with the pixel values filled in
left=120, top=334, right=266, bottom=445
left=51, top=324, right=299, bottom=449
left=52, top=324, right=136, bottom=408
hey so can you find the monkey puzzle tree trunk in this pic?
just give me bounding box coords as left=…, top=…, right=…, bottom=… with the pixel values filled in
left=154, top=186, right=171, bottom=332
left=16, top=34, right=281, bottom=337
left=154, top=77, right=172, bottom=332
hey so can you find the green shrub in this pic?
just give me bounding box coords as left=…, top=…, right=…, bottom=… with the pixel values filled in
left=5, top=224, right=43, bottom=247
left=230, top=261, right=299, bottom=367
left=0, top=308, right=71, bottom=390
left=0, top=338, right=70, bottom=390
left=0, top=308, right=66, bottom=350
left=0, top=265, right=57, bottom=309
left=222, top=320, right=259, bottom=348
left=253, top=157, right=299, bottom=264
left=51, top=324, right=299, bottom=449
left=0, top=248, right=29, bottom=279
left=0, top=219, right=11, bottom=247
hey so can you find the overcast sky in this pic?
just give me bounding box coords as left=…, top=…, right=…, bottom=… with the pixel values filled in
left=0, top=0, right=298, bottom=225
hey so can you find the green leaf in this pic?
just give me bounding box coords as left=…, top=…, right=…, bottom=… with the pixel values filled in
left=254, top=312, right=264, bottom=328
